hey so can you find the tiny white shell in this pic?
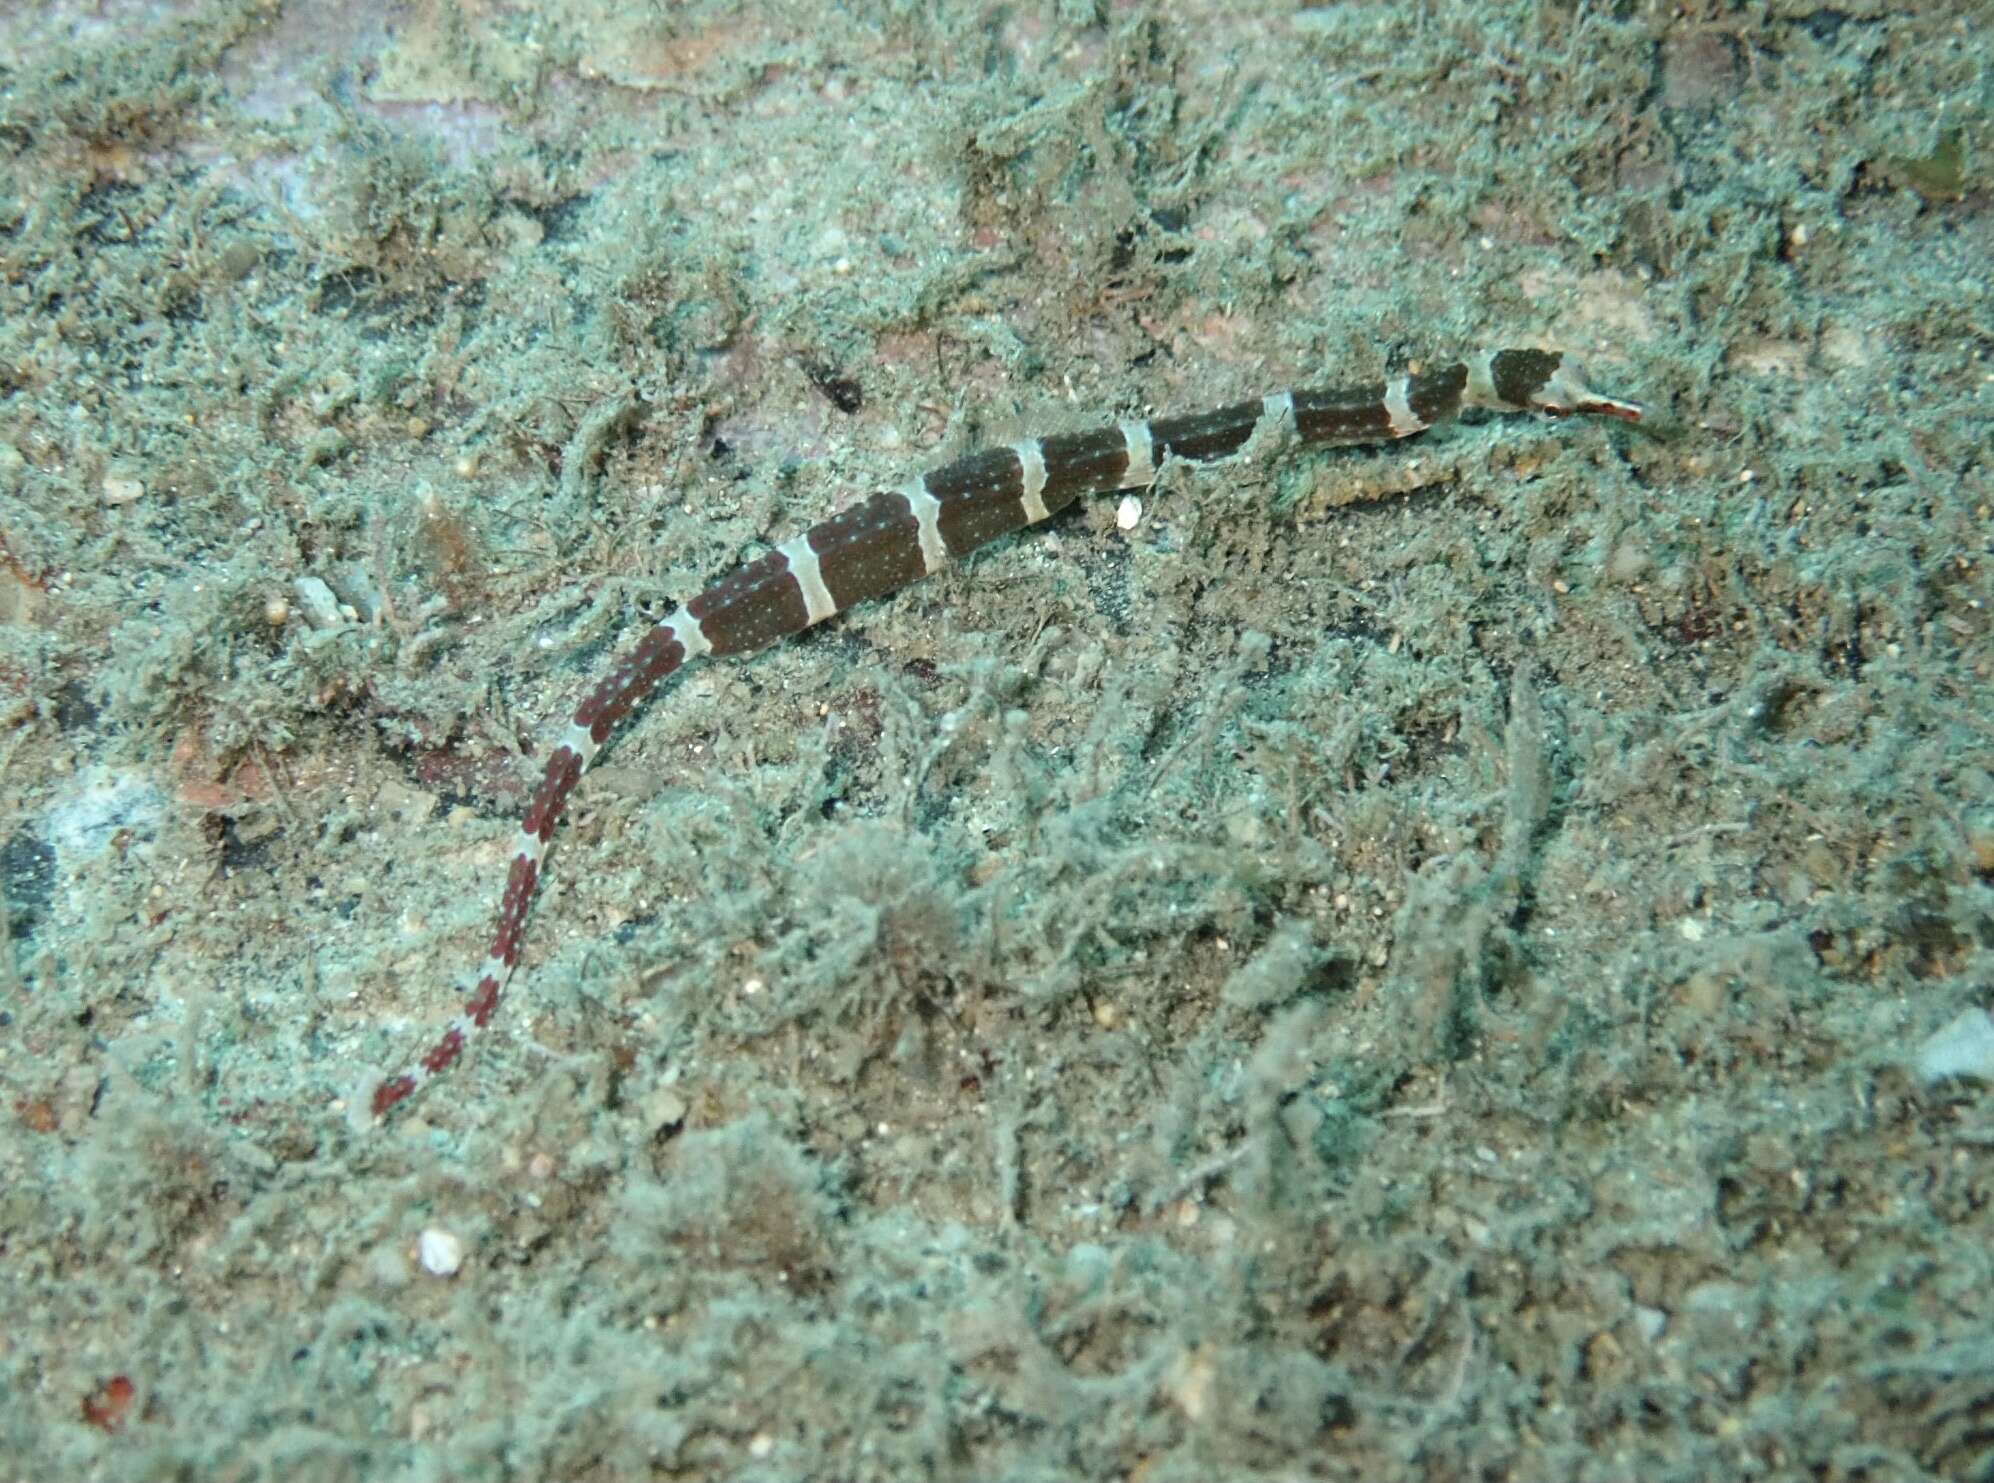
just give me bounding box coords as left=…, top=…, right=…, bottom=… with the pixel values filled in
left=417, top=1227, right=465, bottom=1277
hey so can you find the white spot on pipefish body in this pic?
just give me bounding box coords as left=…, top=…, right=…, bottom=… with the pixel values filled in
left=668, top=612, right=712, bottom=661
left=905, top=476, right=947, bottom=573
left=778, top=535, right=838, bottom=625
left=1013, top=440, right=1050, bottom=523
left=1119, top=421, right=1156, bottom=488
left=560, top=722, right=600, bottom=767
left=1384, top=376, right=1425, bottom=438
left=1463, top=350, right=1503, bottom=410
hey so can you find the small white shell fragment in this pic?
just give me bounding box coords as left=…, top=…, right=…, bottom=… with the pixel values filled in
left=102, top=473, right=145, bottom=505
left=417, top=1227, right=465, bottom=1277
left=1914, top=1008, right=1994, bottom=1086
left=646, top=1086, right=688, bottom=1132
left=1116, top=494, right=1143, bottom=531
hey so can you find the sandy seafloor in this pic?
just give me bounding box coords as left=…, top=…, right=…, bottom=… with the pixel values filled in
left=0, top=1, right=1989, bottom=1478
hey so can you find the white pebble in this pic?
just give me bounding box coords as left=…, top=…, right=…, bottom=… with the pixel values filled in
left=646, top=1086, right=688, bottom=1132
left=291, top=575, right=346, bottom=631
left=1116, top=494, right=1143, bottom=531
left=1632, top=1305, right=1668, bottom=1344
left=1914, top=1008, right=1994, bottom=1085
left=417, top=1227, right=465, bottom=1277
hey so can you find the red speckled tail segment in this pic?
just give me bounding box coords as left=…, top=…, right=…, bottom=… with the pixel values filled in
left=367, top=348, right=1639, bottom=1119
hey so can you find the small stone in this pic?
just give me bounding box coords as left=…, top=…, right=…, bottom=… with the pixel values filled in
left=1965, top=809, right=1994, bottom=876
left=1915, top=1008, right=1994, bottom=1086
left=291, top=576, right=346, bottom=630
left=1163, top=1345, right=1216, bottom=1421
left=1116, top=495, right=1143, bottom=531
left=1632, top=1305, right=1668, bottom=1344
left=647, top=1087, right=688, bottom=1132
left=417, top=1227, right=464, bottom=1277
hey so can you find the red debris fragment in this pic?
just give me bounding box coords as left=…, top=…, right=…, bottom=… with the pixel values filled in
left=81, top=1374, right=135, bottom=1434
